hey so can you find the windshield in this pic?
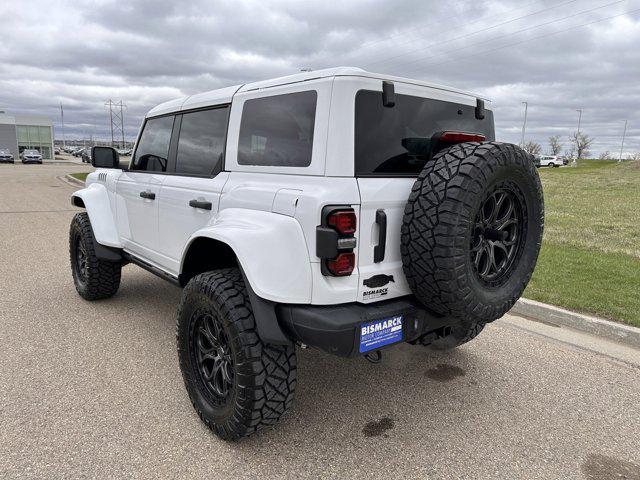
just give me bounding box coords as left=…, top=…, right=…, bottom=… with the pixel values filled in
left=24, top=150, right=39, bottom=155
left=0, top=149, right=9, bottom=154
left=354, top=90, right=495, bottom=176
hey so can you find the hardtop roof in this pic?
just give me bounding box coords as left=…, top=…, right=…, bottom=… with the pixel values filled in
left=145, top=67, right=489, bottom=118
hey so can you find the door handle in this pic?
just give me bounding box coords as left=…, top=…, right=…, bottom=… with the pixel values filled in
left=139, top=191, right=155, bottom=200
left=189, top=199, right=212, bottom=210
left=374, top=209, right=387, bottom=263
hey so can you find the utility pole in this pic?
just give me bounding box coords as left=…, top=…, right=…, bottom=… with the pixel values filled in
left=520, top=101, right=528, bottom=149
left=60, top=103, right=66, bottom=148
left=619, top=120, right=627, bottom=162
left=105, top=100, right=126, bottom=149
left=106, top=100, right=114, bottom=147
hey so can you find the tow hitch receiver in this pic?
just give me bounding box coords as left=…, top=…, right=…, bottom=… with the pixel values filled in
left=364, top=350, right=383, bottom=364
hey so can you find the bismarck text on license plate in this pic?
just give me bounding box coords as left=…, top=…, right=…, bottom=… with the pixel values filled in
left=359, top=315, right=403, bottom=353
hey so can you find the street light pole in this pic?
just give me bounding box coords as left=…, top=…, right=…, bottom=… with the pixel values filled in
left=60, top=103, right=66, bottom=149
left=576, top=109, right=582, bottom=136
left=619, top=120, right=627, bottom=162
left=520, top=101, right=528, bottom=148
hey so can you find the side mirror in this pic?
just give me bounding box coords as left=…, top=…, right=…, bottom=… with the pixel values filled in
left=91, top=146, right=120, bottom=168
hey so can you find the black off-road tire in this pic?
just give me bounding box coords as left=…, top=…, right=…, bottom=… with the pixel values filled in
left=69, top=212, right=121, bottom=300
left=176, top=268, right=297, bottom=441
left=401, top=142, right=544, bottom=330
left=426, top=321, right=487, bottom=350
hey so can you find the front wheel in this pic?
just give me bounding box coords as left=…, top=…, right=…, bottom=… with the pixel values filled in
left=69, top=212, right=121, bottom=300
left=176, top=268, right=297, bottom=441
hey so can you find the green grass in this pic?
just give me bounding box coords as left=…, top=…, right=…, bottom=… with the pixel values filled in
left=70, top=172, right=89, bottom=182
left=524, top=159, right=640, bottom=327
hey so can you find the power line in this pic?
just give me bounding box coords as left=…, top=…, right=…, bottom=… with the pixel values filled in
left=371, top=0, right=626, bottom=72
left=354, top=0, right=544, bottom=57
left=363, top=0, right=582, bottom=68
left=400, top=7, right=640, bottom=74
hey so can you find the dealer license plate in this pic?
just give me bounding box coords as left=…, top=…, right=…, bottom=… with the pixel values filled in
left=359, top=315, right=403, bottom=353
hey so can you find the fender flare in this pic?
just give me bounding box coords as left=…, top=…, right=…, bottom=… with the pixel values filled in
left=182, top=208, right=312, bottom=304
left=181, top=209, right=313, bottom=345
left=71, top=183, right=123, bottom=261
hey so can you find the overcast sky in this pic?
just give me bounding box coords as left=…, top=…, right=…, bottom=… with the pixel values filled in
left=1, top=0, right=638, bottom=156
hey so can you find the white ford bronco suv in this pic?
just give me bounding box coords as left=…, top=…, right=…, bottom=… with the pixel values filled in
left=69, top=67, right=544, bottom=441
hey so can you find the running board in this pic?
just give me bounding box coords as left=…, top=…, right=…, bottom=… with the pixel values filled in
left=121, top=252, right=180, bottom=286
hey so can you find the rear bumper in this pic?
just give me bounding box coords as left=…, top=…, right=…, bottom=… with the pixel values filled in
left=276, top=296, right=452, bottom=357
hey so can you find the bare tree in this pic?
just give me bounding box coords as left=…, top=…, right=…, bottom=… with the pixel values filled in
left=627, top=152, right=640, bottom=162
left=571, top=132, right=594, bottom=159
left=548, top=135, right=562, bottom=155
left=598, top=151, right=612, bottom=160
left=523, top=140, right=542, bottom=155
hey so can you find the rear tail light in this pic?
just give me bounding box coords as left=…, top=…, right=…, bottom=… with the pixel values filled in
left=327, top=210, right=357, bottom=235
left=326, top=252, right=355, bottom=276
left=316, top=207, right=357, bottom=277
left=440, top=131, right=486, bottom=143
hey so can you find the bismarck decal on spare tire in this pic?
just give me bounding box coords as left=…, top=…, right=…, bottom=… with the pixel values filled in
left=401, top=141, right=544, bottom=325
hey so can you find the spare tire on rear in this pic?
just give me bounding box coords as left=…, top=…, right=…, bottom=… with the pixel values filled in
left=401, top=142, right=544, bottom=324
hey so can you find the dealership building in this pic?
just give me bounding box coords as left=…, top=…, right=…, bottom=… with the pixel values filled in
left=0, top=113, right=55, bottom=160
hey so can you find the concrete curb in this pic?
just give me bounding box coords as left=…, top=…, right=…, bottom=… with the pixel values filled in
left=58, top=174, right=85, bottom=188
left=511, top=298, right=640, bottom=349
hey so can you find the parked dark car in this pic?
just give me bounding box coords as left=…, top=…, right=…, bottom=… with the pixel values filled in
left=20, top=149, right=43, bottom=164
left=72, top=148, right=84, bottom=157
left=81, top=148, right=92, bottom=163
left=0, top=148, right=14, bottom=163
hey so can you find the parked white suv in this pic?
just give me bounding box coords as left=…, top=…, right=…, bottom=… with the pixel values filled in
left=536, top=154, right=562, bottom=167
left=69, top=67, right=544, bottom=441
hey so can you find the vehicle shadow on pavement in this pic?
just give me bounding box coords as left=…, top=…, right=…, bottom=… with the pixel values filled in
left=110, top=269, right=495, bottom=449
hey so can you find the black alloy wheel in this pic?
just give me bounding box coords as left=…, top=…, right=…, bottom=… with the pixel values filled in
left=470, top=182, right=526, bottom=287
left=73, top=233, right=89, bottom=284
left=192, top=310, right=234, bottom=403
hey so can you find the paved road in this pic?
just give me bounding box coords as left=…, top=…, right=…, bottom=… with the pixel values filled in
left=1, top=164, right=639, bottom=480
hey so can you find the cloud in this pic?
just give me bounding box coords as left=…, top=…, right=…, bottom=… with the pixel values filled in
left=0, top=0, right=638, bottom=156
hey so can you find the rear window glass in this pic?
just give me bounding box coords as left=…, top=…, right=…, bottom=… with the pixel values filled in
left=238, top=91, right=317, bottom=167
left=354, top=90, right=495, bottom=176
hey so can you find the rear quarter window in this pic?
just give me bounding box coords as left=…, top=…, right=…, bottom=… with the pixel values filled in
left=238, top=91, right=317, bottom=167
left=354, top=90, right=495, bottom=176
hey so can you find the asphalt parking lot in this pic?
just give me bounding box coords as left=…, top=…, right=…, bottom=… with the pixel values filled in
left=1, top=164, right=639, bottom=479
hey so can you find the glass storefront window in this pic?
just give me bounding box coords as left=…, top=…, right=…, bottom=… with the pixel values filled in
left=17, top=126, right=29, bottom=143
left=16, top=125, right=53, bottom=159
left=28, top=126, right=39, bottom=143
left=39, top=126, right=50, bottom=143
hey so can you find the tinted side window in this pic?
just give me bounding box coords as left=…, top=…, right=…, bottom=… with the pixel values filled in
left=176, top=107, right=229, bottom=176
left=355, top=90, right=495, bottom=176
left=131, top=116, right=174, bottom=172
left=238, top=91, right=317, bottom=167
